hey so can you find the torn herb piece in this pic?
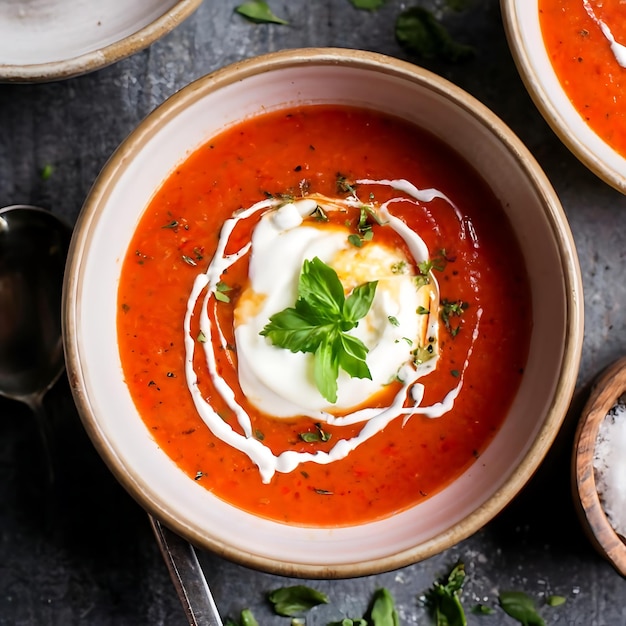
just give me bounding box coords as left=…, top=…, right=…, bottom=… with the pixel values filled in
left=235, top=1, right=288, bottom=24
left=395, top=7, right=474, bottom=62
left=498, top=591, right=545, bottom=626
left=268, top=585, right=329, bottom=617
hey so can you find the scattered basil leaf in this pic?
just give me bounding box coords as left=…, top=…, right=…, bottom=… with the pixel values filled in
left=471, top=603, right=495, bottom=615
left=328, top=619, right=367, bottom=626
left=268, top=585, right=329, bottom=616
left=348, top=0, right=386, bottom=10
left=260, top=257, right=377, bottom=402
left=369, top=588, right=400, bottom=625
left=498, top=591, right=545, bottom=626
left=235, top=1, right=288, bottom=24
left=425, top=562, right=467, bottom=626
left=546, top=595, right=566, bottom=607
left=395, top=7, right=474, bottom=62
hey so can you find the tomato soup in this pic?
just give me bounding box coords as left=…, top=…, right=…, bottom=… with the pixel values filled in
left=540, top=0, right=626, bottom=156
left=117, top=105, right=531, bottom=527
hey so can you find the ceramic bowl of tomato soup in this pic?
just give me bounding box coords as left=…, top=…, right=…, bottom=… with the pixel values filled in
left=63, top=48, right=583, bottom=577
left=502, top=0, right=626, bottom=193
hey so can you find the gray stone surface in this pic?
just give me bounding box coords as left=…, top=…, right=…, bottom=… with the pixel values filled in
left=1, top=1, right=626, bottom=624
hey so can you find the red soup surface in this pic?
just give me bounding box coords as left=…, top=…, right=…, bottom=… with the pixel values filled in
left=540, top=0, right=626, bottom=156
left=117, top=105, right=532, bottom=527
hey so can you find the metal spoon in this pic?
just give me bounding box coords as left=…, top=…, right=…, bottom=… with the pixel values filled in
left=0, top=204, right=71, bottom=480
left=0, top=204, right=222, bottom=625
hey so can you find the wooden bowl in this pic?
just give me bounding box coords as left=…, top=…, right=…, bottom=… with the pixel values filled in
left=573, top=357, right=626, bottom=576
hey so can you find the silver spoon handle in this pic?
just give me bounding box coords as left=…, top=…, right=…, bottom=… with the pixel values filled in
left=149, top=516, right=223, bottom=626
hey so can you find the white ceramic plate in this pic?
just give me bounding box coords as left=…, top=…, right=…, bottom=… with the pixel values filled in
left=0, top=0, right=201, bottom=82
left=501, top=0, right=626, bottom=194
left=63, top=49, right=584, bottom=577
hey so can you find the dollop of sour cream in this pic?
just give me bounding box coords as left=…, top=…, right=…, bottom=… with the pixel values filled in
left=183, top=180, right=481, bottom=482
left=583, top=0, right=626, bottom=68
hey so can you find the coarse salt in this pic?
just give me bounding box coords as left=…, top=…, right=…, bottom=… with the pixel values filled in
left=593, top=401, right=626, bottom=538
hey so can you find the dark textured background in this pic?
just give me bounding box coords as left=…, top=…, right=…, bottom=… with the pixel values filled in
left=1, top=1, right=626, bottom=624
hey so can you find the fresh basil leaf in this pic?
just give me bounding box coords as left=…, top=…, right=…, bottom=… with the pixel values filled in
left=328, top=620, right=368, bottom=626
left=260, top=307, right=331, bottom=353
left=343, top=279, right=378, bottom=323
left=268, top=585, right=329, bottom=617
left=235, top=1, right=288, bottom=24
left=299, top=257, right=345, bottom=318
left=498, top=591, right=545, bottom=626
left=260, top=256, right=377, bottom=401
left=349, top=0, right=386, bottom=10
left=395, top=7, right=474, bottom=62
left=471, top=603, right=495, bottom=615
left=314, top=338, right=339, bottom=403
left=369, top=588, right=400, bottom=626
left=336, top=334, right=371, bottom=380
left=546, top=595, right=566, bottom=607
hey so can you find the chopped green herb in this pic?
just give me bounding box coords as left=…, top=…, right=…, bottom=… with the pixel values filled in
left=391, top=261, right=406, bottom=274
left=197, top=330, right=207, bottom=343
left=254, top=429, right=265, bottom=441
left=328, top=619, right=367, bottom=626
left=416, top=305, right=430, bottom=315
left=162, top=220, right=179, bottom=229
left=471, top=603, right=495, bottom=615
left=300, top=423, right=331, bottom=443
left=314, top=488, right=333, bottom=495
left=546, top=595, right=566, bottom=607
left=348, top=233, right=364, bottom=248
left=388, top=315, right=400, bottom=327
left=215, top=281, right=233, bottom=303
left=450, top=369, right=460, bottom=378
left=40, top=164, right=54, bottom=180
left=440, top=299, right=468, bottom=336
left=312, top=204, right=329, bottom=221
left=235, top=0, right=288, bottom=24
left=268, top=585, right=329, bottom=617
left=395, top=7, right=474, bottom=62
left=260, top=257, right=377, bottom=402
left=498, top=591, right=545, bottom=626
left=182, top=255, right=197, bottom=266
left=424, top=562, right=467, bottom=626
left=336, top=173, right=357, bottom=195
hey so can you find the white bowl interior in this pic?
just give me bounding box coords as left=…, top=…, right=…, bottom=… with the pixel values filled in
left=0, top=0, right=200, bottom=81
left=502, top=0, right=626, bottom=192
left=65, top=51, right=582, bottom=575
